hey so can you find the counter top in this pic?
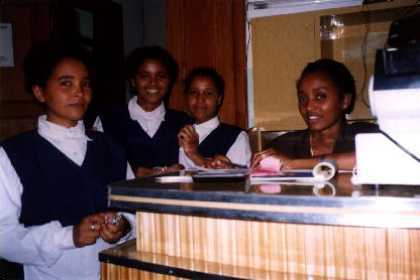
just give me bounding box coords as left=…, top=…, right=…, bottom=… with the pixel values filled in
left=108, top=173, right=420, bottom=228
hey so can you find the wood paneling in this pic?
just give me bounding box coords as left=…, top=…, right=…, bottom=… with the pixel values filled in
left=101, top=263, right=181, bottom=280
left=0, top=2, right=49, bottom=139
left=135, top=212, right=420, bottom=278
left=100, top=240, right=323, bottom=279
left=166, top=0, right=247, bottom=128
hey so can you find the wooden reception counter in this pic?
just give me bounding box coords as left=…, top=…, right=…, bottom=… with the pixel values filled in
left=100, top=174, right=420, bottom=279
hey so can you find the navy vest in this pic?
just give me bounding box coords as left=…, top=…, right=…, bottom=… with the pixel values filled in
left=2, top=130, right=127, bottom=227
left=99, top=106, right=192, bottom=169
left=198, top=123, right=242, bottom=157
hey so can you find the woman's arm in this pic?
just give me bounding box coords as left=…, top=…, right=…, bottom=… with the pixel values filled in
left=252, top=148, right=355, bottom=171
left=283, top=152, right=355, bottom=170
left=178, top=125, right=210, bottom=168
left=0, top=148, right=73, bottom=266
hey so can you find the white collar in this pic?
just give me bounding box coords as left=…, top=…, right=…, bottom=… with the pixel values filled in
left=193, top=116, right=220, bottom=136
left=128, top=96, right=165, bottom=122
left=37, top=115, right=89, bottom=141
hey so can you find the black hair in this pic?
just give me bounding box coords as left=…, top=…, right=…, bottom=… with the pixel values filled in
left=297, top=58, right=356, bottom=114
left=125, top=46, right=178, bottom=93
left=184, top=66, right=225, bottom=100
left=23, top=40, right=93, bottom=94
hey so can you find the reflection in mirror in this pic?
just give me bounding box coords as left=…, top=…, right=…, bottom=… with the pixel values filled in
left=258, top=184, right=282, bottom=194
left=313, top=181, right=336, bottom=197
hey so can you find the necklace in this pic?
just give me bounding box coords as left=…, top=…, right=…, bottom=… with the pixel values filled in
left=310, top=134, right=336, bottom=157
left=309, top=134, right=315, bottom=157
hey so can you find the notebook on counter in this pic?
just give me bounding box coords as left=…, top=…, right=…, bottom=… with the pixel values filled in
left=250, top=169, right=315, bottom=183
left=192, top=168, right=249, bottom=182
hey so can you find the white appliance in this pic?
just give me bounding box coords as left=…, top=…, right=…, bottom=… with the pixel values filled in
left=353, top=47, right=420, bottom=185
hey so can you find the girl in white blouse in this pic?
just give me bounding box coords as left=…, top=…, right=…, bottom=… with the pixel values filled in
left=0, top=41, right=134, bottom=280
left=178, top=67, right=251, bottom=169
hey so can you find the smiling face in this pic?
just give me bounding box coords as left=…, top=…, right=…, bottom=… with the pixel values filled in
left=297, top=72, right=351, bottom=132
left=131, top=59, right=170, bottom=111
left=33, top=58, right=92, bottom=128
left=186, top=75, right=222, bottom=124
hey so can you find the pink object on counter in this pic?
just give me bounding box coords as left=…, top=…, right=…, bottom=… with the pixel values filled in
left=258, top=156, right=281, bottom=172
left=259, top=184, right=282, bottom=194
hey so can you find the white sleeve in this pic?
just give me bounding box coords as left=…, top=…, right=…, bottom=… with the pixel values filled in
left=92, top=116, right=104, bottom=132
left=178, top=147, right=199, bottom=170
left=179, top=131, right=252, bottom=169
left=226, top=131, right=252, bottom=167
left=126, top=163, right=135, bottom=179
left=0, top=148, right=75, bottom=266
left=118, top=212, right=136, bottom=242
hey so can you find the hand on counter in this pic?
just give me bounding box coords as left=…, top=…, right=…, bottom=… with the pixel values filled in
left=251, top=148, right=292, bottom=170
left=136, top=164, right=185, bottom=177
left=205, top=155, right=233, bottom=169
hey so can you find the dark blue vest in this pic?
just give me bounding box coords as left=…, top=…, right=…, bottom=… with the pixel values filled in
left=2, top=130, right=127, bottom=227
left=99, top=106, right=192, bottom=169
left=198, top=123, right=242, bottom=157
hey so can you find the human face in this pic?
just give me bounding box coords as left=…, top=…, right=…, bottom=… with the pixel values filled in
left=131, top=59, right=170, bottom=111
left=297, top=72, right=350, bottom=132
left=187, top=76, right=222, bottom=124
left=33, top=58, right=92, bottom=128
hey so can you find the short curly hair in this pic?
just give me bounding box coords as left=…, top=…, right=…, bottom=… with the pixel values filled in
left=23, top=40, right=93, bottom=94
left=297, top=58, right=356, bottom=114
left=125, top=46, right=178, bottom=92
left=184, top=67, right=225, bottom=99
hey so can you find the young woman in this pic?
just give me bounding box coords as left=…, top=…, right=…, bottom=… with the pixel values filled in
left=0, top=41, right=133, bottom=280
left=178, top=67, right=251, bottom=169
left=93, top=46, right=192, bottom=176
left=252, top=59, right=378, bottom=170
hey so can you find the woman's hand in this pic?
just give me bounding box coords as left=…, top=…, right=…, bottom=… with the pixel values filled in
left=135, top=167, right=154, bottom=177
left=205, top=155, right=233, bottom=169
left=178, top=125, right=199, bottom=155
left=99, top=212, right=130, bottom=244
left=166, top=163, right=185, bottom=173
left=251, top=148, right=278, bottom=168
left=178, top=125, right=210, bottom=167
left=251, top=148, right=292, bottom=169
left=135, top=164, right=184, bottom=177
left=73, top=214, right=104, bottom=248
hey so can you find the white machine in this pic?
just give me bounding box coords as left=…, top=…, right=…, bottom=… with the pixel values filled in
left=354, top=46, right=420, bottom=185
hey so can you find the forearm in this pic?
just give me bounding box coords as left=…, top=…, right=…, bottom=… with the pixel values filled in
left=329, top=152, right=355, bottom=170
left=185, top=151, right=208, bottom=167
left=283, top=152, right=355, bottom=170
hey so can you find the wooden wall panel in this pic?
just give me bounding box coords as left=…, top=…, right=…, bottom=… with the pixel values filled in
left=137, top=212, right=420, bottom=279
left=0, top=2, right=50, bottom=140
left=101, top=263, right=181, bottom=280
left=166, top=0, right=247, bottom=128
